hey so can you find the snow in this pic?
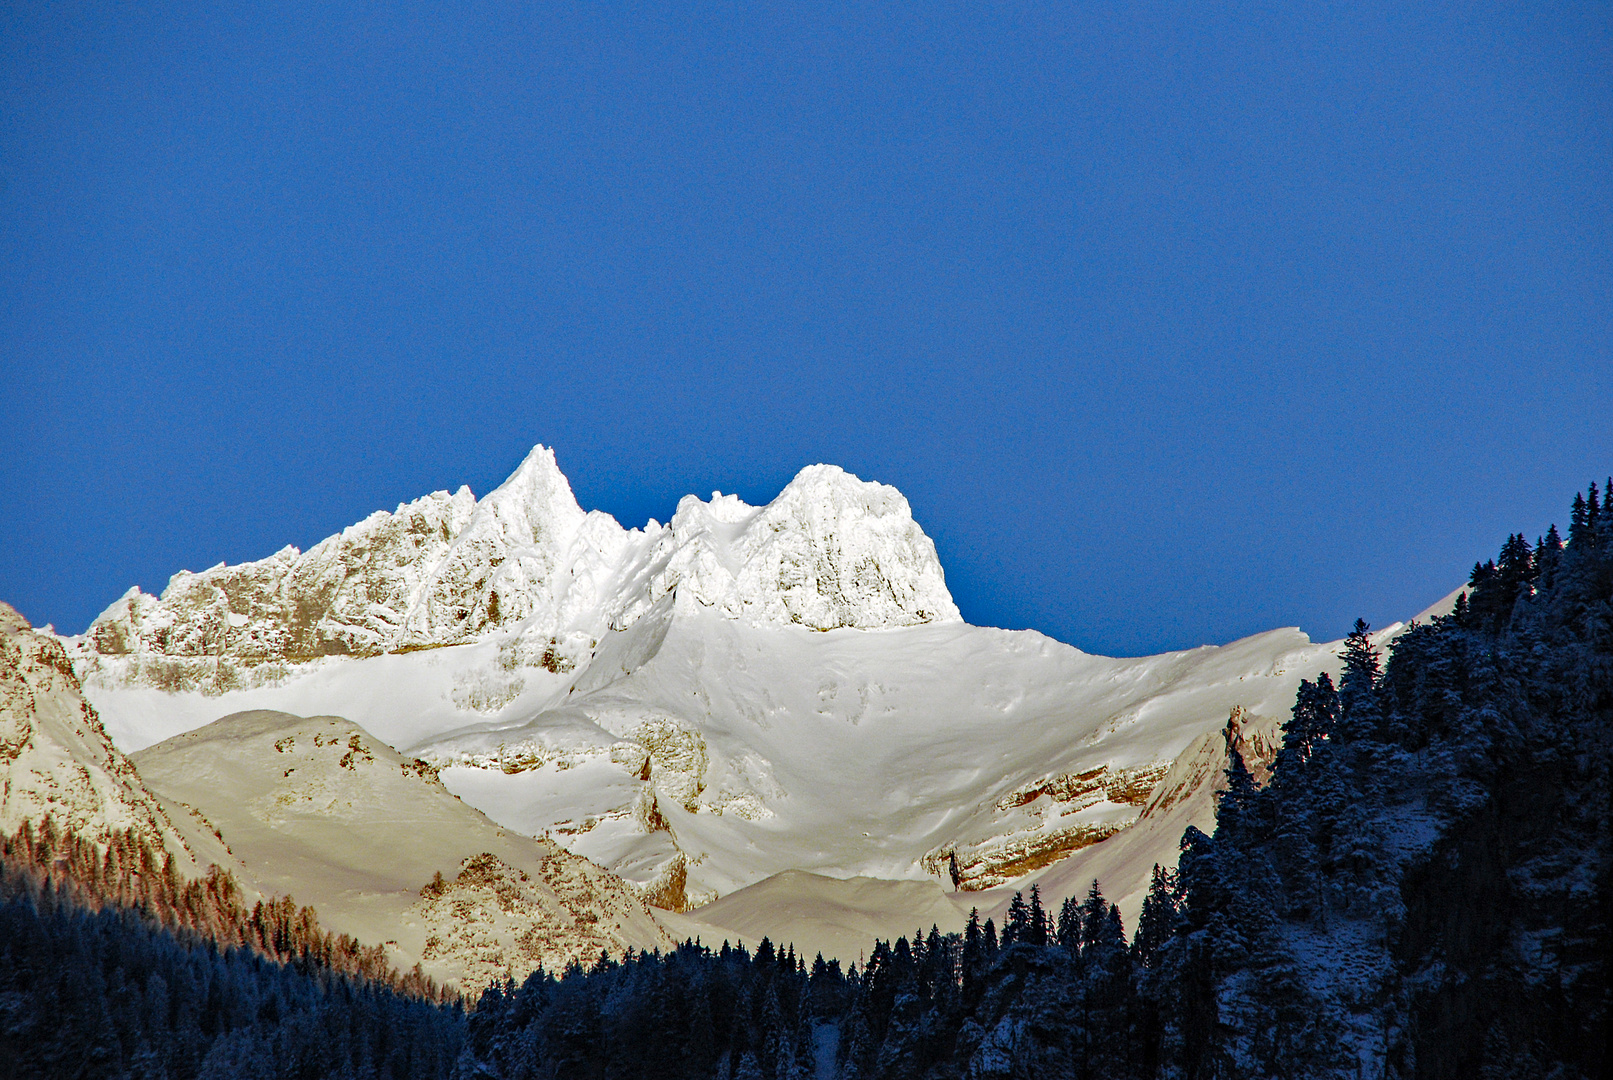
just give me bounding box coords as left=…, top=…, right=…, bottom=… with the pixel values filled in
left=73, top=447, right=959, bottom=692
left=659, top=465, right=960, bottom=629
left=57, top=446, right=1446, bottom=962
left=657, top=869, right=976, bottom=969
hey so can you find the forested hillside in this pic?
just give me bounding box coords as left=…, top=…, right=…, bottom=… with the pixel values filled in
left=0, top=859, right=465, bottom=1078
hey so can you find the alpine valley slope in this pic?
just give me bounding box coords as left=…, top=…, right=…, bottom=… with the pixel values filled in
left=64, top=446, right=1439, bottom=946
left=0, top=600, right=218, bottom=870
left=130, top=709, right=673, bottom=989
left=2, top=600, right=677, bottom=990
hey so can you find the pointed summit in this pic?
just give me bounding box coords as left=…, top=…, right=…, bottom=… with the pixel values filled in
left=662, top=463, right=960, bottom=629
left=403, top=446, right=617, bottom=644
left=477, top=445, right=589, bottom=547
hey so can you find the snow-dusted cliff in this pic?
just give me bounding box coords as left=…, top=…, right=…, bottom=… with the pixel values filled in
left=75, top=447, right=958, bottom=697
left=0, top=601, right=198, bottom=863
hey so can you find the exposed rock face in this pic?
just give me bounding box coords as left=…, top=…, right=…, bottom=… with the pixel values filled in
left=90, top=487, right=477, bottom=668
left=73, top=448, right=958, bottom=695
left=0, top=602, right=192, bottom=859
left=924, top=708, right=1283, bottom=893
left=415, top=848, right=675, bottom=988
left=923, top=763, right=1174, bottom=891
left=1142, top=705, right=1281, bottom=817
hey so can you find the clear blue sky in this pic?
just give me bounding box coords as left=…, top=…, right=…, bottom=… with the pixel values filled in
left=3, top=1, right=1609, bottom=656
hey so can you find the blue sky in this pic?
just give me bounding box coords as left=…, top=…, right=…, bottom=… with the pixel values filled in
left=3, top=1, right=1609, bottom=655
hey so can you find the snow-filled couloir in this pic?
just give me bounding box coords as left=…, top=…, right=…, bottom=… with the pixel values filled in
left=60, top=446, right=1437, bottom=940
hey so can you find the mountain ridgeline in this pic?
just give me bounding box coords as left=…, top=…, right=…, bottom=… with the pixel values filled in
left=3, top=480, right=1609, bottom=1078
left=452, top=480, right=1613, bottom=1079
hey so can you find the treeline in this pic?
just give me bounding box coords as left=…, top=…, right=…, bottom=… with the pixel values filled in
left=456, top=480, right=1612, bottom=1078
left=1, top=817, right=451, bottom=1002
left=0, top=884, right=465, bottom=1079
left=455, top=882, right=1165, bottom=1080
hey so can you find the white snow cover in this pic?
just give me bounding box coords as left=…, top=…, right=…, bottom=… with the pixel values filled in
left=60, top=447, right=1446, bottom=959
left=75, top=447, right=959, bottom=693
left=654, top=465, right=959, bottom=629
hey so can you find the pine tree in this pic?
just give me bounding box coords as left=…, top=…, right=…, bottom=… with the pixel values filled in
left=1217, top=744, right=1259, bottom=842
left=1536, top=524, right=1563, bottom=590
left=1079, top=880, right=1109, bottom=950
left=1004, top=892, right=1030, bottom=947
left=1133, top=865, right=1177, bottom=970
left=1027, top=884, right=1049, bottom=946
left=1057, top=896, right=1081, bottom=953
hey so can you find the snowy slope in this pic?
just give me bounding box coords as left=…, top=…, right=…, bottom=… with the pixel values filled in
left=131, top=710, right=674, bottom=989
left=416, top=609, right=1347, bottom=909
left=658, top=870, right=978, bottom=966
left=656, top=706, right=1290, bottom=960
left=59, top=446, right=1436, bottom=949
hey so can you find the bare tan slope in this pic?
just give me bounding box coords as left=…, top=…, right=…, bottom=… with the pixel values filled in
left=132, top=709, right=673, bottom=989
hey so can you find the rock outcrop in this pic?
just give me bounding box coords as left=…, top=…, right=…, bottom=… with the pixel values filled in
left=0, top=602, right=194, bottom=861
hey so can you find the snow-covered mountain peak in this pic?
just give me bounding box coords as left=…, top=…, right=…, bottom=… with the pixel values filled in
left=467, top=444, right=592, bottom=549
left=72, top=448, right=962, bottom=699
left=398, top=445, right=629, bottom=645
left=660, top=463, right=960, bottom=630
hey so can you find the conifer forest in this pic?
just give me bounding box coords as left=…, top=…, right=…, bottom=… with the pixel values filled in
left=3, top=481, right=1610, bottom=1079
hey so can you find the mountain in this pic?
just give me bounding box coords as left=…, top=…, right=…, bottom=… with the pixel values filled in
left=75, top=446, right=955, bottom=701
left=62, top=446, right=1432, bottom=948
left=0, top=601, right=208, bottom=867
left=130, top=709, right=674, bottom=989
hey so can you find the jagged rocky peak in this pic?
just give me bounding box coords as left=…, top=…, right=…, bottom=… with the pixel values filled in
left=75, top=447, right=604, bottom=685
left=86, top=484, right=479, bottom=666
left=401, top=444, right=631, bottom=646
left=660, top=463, right=961, bottom=630
left=71, top=448, right=960, bottom=694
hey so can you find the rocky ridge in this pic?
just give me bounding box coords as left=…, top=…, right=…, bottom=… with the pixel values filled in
left=73, top=447, right=958, bottom=697
left=0, top=602, right=198, bottom=864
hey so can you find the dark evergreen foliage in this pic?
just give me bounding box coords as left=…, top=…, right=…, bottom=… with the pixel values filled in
left=0, top=863, right=465, bottom=1079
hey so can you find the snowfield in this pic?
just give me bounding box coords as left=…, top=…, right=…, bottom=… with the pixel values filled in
left=55, top=447, right=1454, bottom=958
